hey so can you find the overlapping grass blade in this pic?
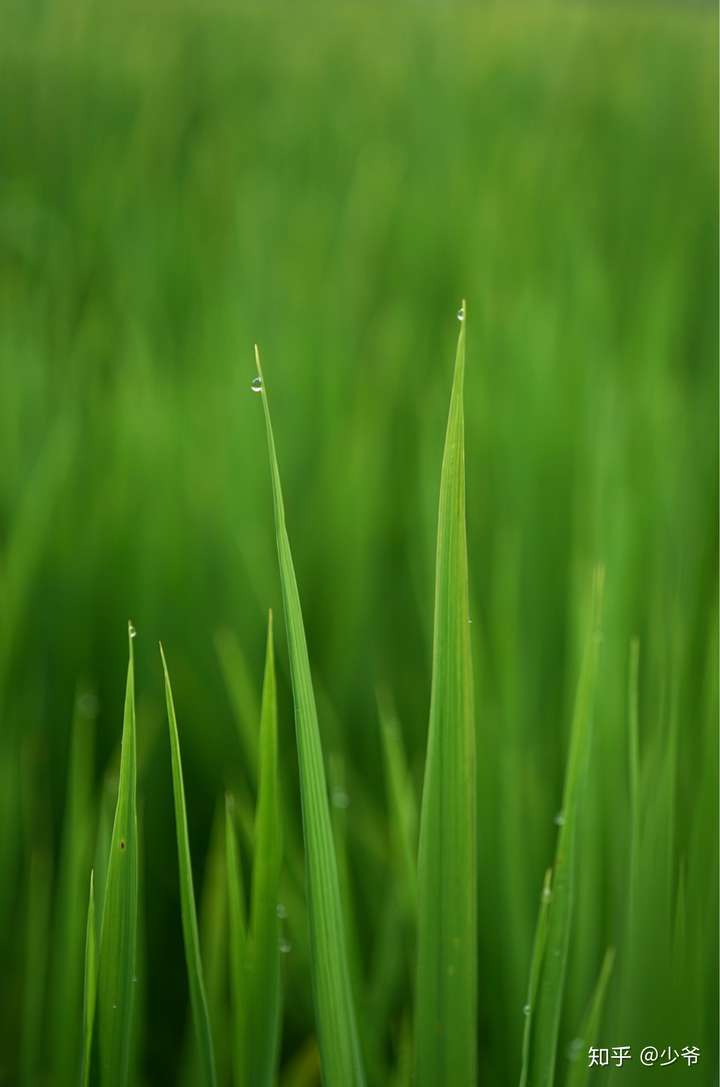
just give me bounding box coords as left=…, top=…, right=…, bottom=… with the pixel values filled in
left=565, top=948, right=615, bottom=1087
left=97, top=624, right=139, bottom=1087
left=415, top=304, right=477, bottom=1087
left=161, top=644, right=218, bottom=1087
left=524, top=568, right=604, bottom=1087
left=255, top=345, right=366, bottom=1087
left=519, top=870, right=552, bottom=1087
left=225, top=793, right=247, bottom=1087
left=245, top=611, right=283, bottom=1087
left=81, top=871, right=97, bottom=1087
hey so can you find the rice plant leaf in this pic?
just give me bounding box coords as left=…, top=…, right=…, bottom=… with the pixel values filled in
left=225, top=793, right=247, bottom=1087
left=20, top=849, right=52, bottom=1087
left=377, top=690, right=417, bottom=915
left=81, top=870, right=97, bottom=1087
left=97, top=623, right=139, bottom=1087
left=519, top=870, right=552, bottom=1087
left=255, top=345, right=366, bottom=1087
left=526, top=568, right=605, bottom=1087
left=246, top=611, right=283, bottom=1087
left=415, top=303, right=477, bottom=1087
left=161, top=644, right=218, bottom=1087
left=565, top=948, right=615, bottom=1087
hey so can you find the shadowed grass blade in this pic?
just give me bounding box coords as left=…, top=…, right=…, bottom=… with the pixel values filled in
left=525, top=568, right=605, bottom=1087
left=246, top=611, right=283, bottom=1087
left=81, top=871, right=97, bottom=1087
left=255, top=345, right=366, bottom=1087
left=225, top=793, right=247, bottom=1087
left=565, top=948, right=615, bottom=1087
left=161, top=644, right=218, bottom=1087
left=98, top=623, right=139, bottom=1087
left=20, top=849, right=52, bottom=1087
left=415, top=303, right=477, bottom=1087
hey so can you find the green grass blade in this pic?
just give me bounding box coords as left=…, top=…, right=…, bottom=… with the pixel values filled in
left=377, top=690, right=418, bottom=916
left=97, top=623, right=139, bottom=1087
left=526, top=568, right=605, bottom=1087
left=161, top=644, right=218, bottom=1087
left=519, top=870, right=552, bottom=1087
left=415, top=303, right=477, bottom=1087
left=255, top=345, right=366, bottom=1087
left=225, top=793, right=247, bottom=1087
left=81, top=870, right=97, bottom=1087
left=246, top=611, right=283, bottom=1087
left=20, top=849, right=52, bottom=1087
left=565, top=948, right=615, bottom=1087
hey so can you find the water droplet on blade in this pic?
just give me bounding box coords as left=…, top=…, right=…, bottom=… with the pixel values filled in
left=129, top=622, right=137, bottom=640
left=279, top=938, right=292, bottom=954
left=457, top=303, right=465, bottom=322
left=251, top=376, right=263, bottom=394
left=554, top=811, right=565, bottom=826
left=523, top=1004, right=531, bottom=1017
left=275, top=902, right=287, bottom=919
left=331, top=789, right=350, bottom=809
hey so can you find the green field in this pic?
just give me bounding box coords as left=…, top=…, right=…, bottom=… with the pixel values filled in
left=0, top=3, right=717, bottom=1085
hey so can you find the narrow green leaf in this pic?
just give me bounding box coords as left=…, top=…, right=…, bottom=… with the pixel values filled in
left=81, top=870, right=97, bottom=1087
left=225, top=793, right=247, bottom=1087
left=255, top=345, right=366, bottom=1087
left=97, top=623, right=139, bottom=1087
left=20, top=849, right=52, bottom=1087
left=216, top=628, right=260, bottom=786
left=519, top=870, right=552, bottom=1087
left=246, top=611, right=283, bottom=1087
left=415, top=303, right=477, bottom=1087
left=627, top=638, right=640, bottom=935
left=161, top=644, right=218, bottom=1087
left=526, top=568, right=605, bottom=1087
left=565, top=948, right=615, bottom=1087
left=377, top=689, right=418, bottom=916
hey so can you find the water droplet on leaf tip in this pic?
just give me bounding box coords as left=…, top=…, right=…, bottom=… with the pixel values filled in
left=251, top=376, right=263, bottom=393
left=129, top=622, right=137, bottom=639
left=542, top=887, right=552, bottom=902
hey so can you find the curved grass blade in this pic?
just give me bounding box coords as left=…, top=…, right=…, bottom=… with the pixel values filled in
left=225, top=793, right=247, bottom=1087
left=97, top=623, right=139, bottom=1087
left=81, top=870, right=97, bottom=1087
left=254, top=345, right=366, bottom=1087
left=161, top=644, right=218, bottom=1087
left=525, top=568, right=605, bottom=1087
left=246, top=611, right=283, bottom=1087
left=565, top=948, right=615, bottom=1087
left=519, top=870, right=552, bottom=1087
left=415, top=303, right=477, bottom=1087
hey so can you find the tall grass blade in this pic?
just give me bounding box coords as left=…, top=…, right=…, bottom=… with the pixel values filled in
left=20, top=849, right=52, bottom=1087
left=161, top=644, right=218, bottom=1087
left=519, top=870, right=552, bottom=1087
left=225, top=793, right=247, bottom=1087
left=525, top=568, right=605, bottom=1087
left=415, top=303, right=477, bottom=1087
left=255, top=345, right=366, bottom=1087
left=246, top=611, right=283, bottom=1087
left=565, top=948, right=615, bottom=1087
left=81, top=871, right=97, bottom=1087
left=97, top=624, right=139, bottom=1087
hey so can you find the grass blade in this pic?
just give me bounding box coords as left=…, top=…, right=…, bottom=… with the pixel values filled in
left=246, top=611, right=283, bottom=1087
left=565, top=948, right=615, bottom=1087
left=97, top=623, right=139, bottom=1087
left=518, top=870, right=552, bottom=1087
left=415, top=303, right=477, bottom=1087
left=225, top=793, right=247, bottom=1087
left=525, top=568, right=605, bottom=1087
left=81, top=871, right=97, bottom=1087
left=161, top=644, right=218, bottom=1087
left=255, top=345, right=366, bottom=1087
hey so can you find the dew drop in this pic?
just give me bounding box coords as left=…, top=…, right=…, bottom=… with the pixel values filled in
left=129, top=622, right=137, bottom=640
left=523, top=1004, right=531, bottom=1017
left=567, top=1038, right=583, bottom=1062
left=275, top=902, right=287, bottom=919
left=251, top=376, right=263, bottom=394
left=331, top=788, right=350, bottom=809
left=542, top=886, right=552, bottom=903
left=554, top=811, right=565, bottom=826
left=457, top=303, right=465, bottom=322
left=279, top=937, right=292, bottom=954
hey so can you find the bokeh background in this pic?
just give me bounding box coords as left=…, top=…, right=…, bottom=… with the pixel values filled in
left=0, top=2, right=717, bottom=1084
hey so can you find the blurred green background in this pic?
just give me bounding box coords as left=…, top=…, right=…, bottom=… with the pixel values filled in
left=0, top=2, right=717, bottom=1084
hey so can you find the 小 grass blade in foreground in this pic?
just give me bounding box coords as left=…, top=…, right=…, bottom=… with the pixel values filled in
left=255, top=346, right=366, bottom=1087
left=81, top=871, right=97, bottom=1087
left=566, top=947, right=615, bottom=1087
left=415, top=303, right=477, bottom=1087
left=246, top=611, right=283, bottom=1087
left=97, top=624, right=139, bottom=1087
left=225, top=793, right=247, bottom=1087
left=161, top=644, right=218, bottom=1087
left=519, top=870, right=552, bottom=1087
left=525, top=568, right=604, bottom=1087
